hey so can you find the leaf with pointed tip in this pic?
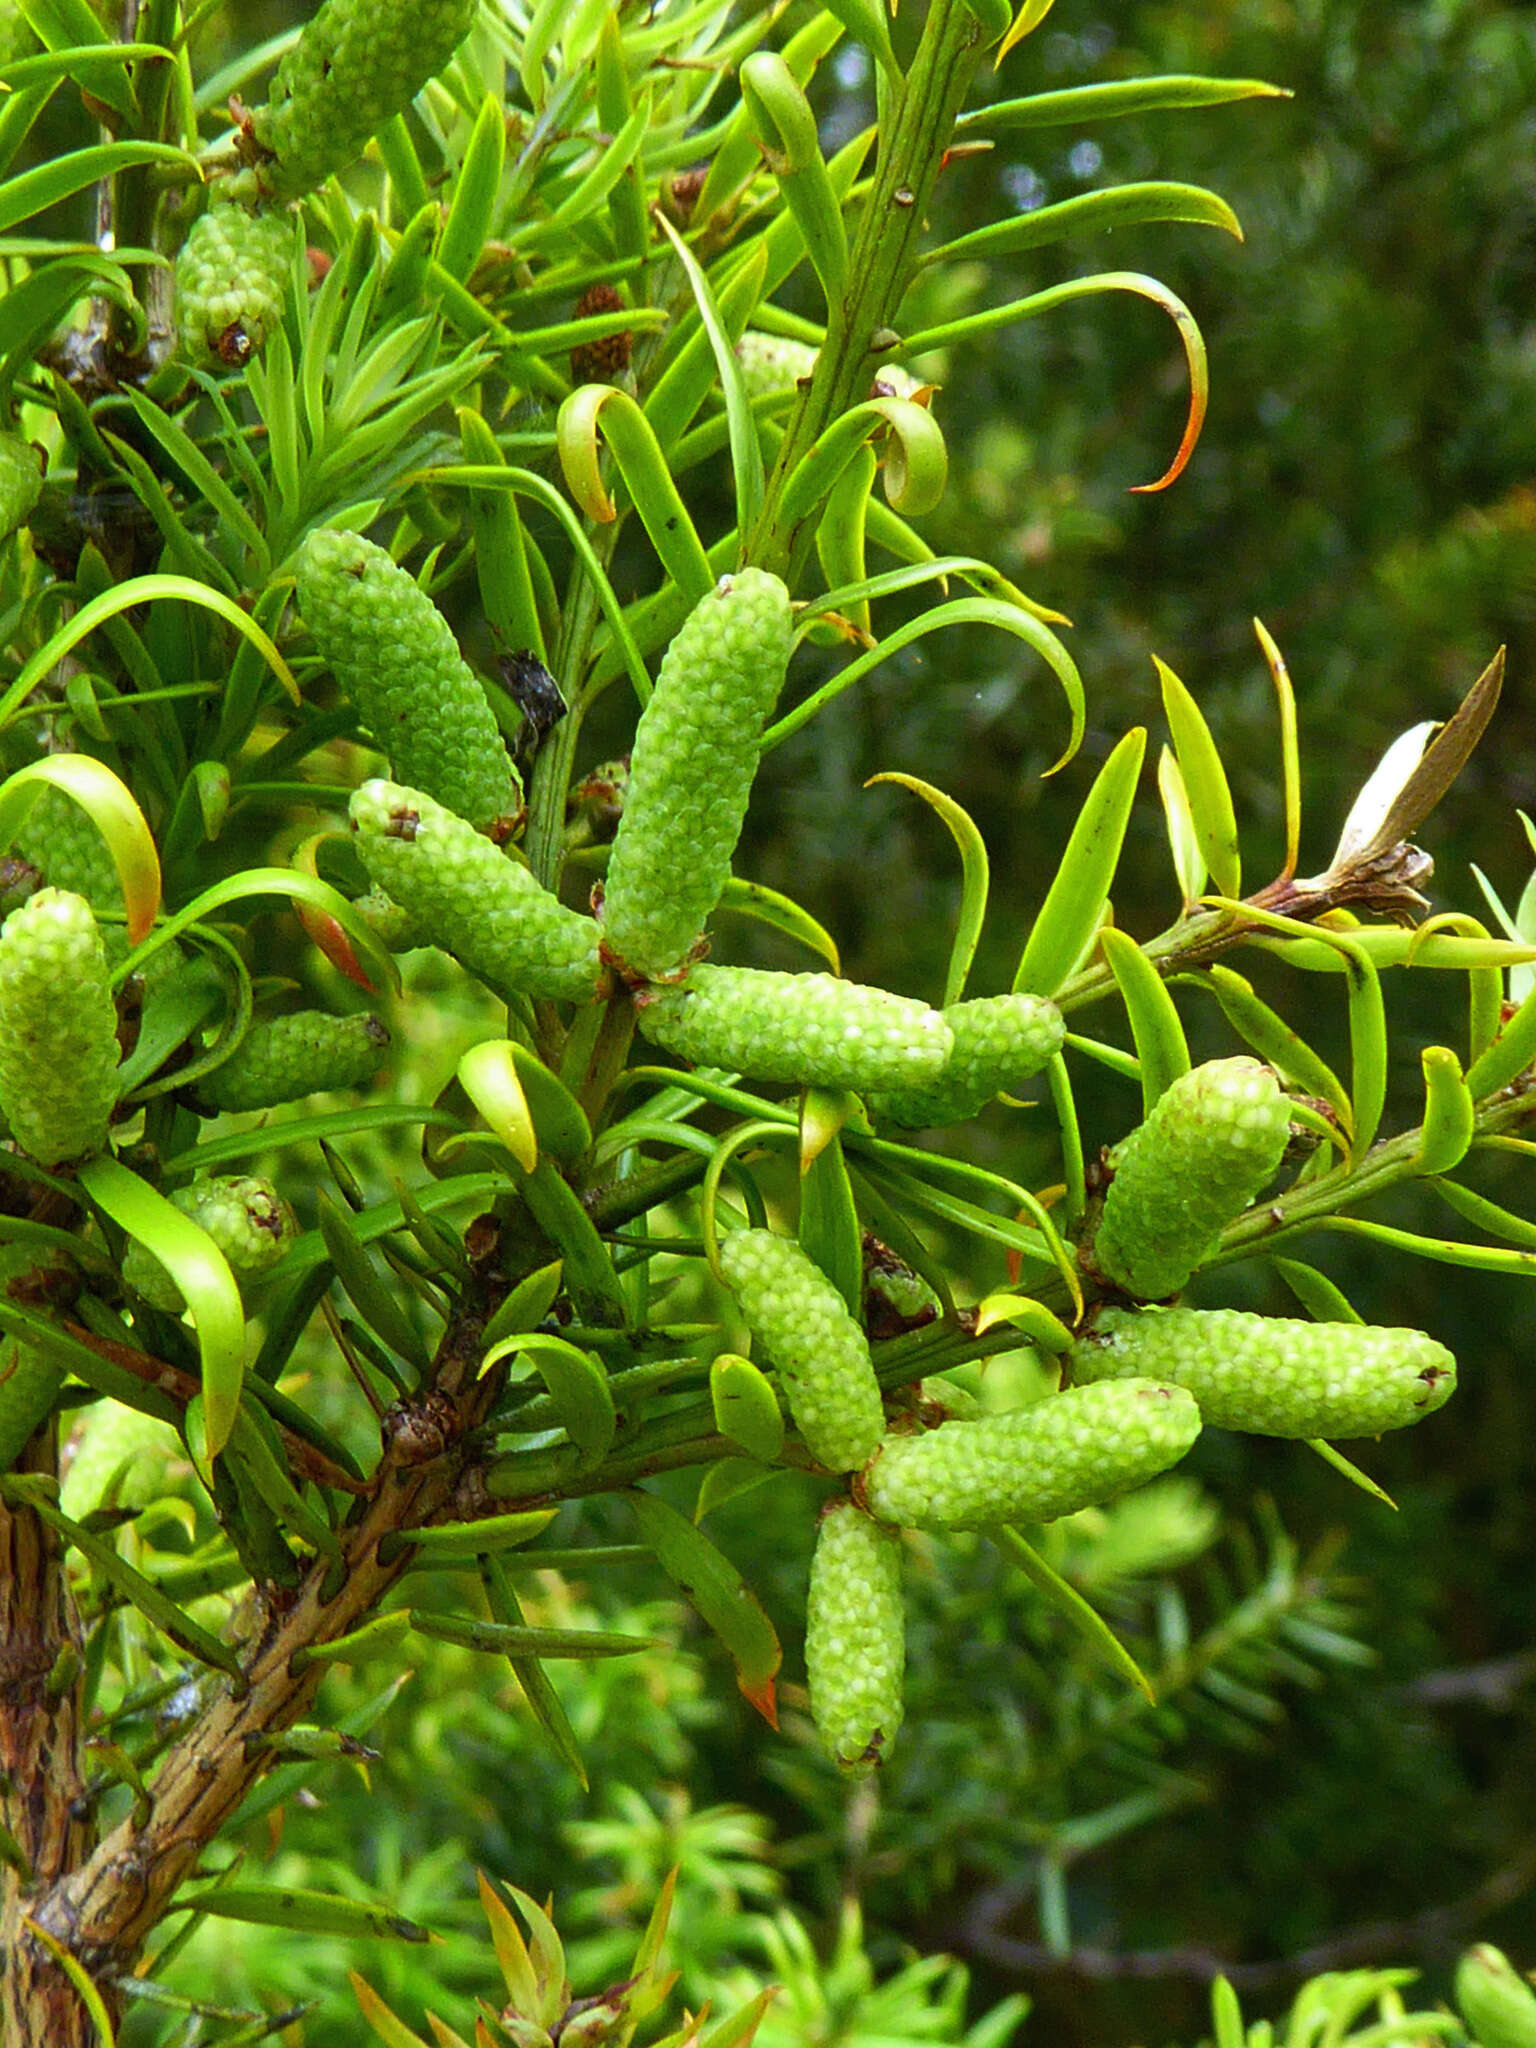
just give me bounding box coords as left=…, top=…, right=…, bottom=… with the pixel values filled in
left=351, top=1973, right=431, bottom=2048
left=480, top=1334, right=615, bottom=1469
left=1252, top=620, right=1301, bottom=880
left=0, top=754, right=160, bottom=942
left=1016, top=729, right=1146, bottom=997
left=1156, top=657, right=1240, bottom=895
left=989, top=1525, right=1152, bottom=1700
left=867, top=773, right=989, bottom=1005
left=715, top=877, right=840, bottom=972
left=1414, top=1047, right=1475, bottom=1176
left=1099, top=926, right=1190, bottom=1114
left=173, top=1886, right=431, bottom=1942
left=1157, top=746, right=1206, bottom=907
left=925, top=180, right=1242, bottom=269
left=628, top=1489, right=781, bottom=1724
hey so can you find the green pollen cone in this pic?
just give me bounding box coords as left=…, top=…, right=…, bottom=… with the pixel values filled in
left=719, top=1229, right=885, bottom=1472
left=174, top=203, right=292, bottom=365
left=1456, top=1946, right=1536, bottom=2048
left=805, top=1500, right=905, bottom=1773
left=0, top=430, right=43, bottom=544
left=249, top=0, right=478, bottom=202
left=861, top=1379, right=1202, bottom=1532
left=349, top=780, right=605, bottom=1005
left=124, top=1174, right=297, bottom=1311
left=198, top=1009, right=388, bottom=1113
left=1075, top=1307, right=1457, bottom=1439
left=639, top=965, right=953, bottom=1094
left=868, top=991, right=1065, bottom=1126
left=1093, top=1056, right=1290, bottom=1300
left=601, top=568, right=793, bottom=977
left=14, top=786, right=123, bottom=913
left=0, top=888, right=120, bottom=1166
left=295, top=529, right=521, bottom=831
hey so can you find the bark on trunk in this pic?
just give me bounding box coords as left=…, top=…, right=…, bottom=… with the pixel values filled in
left=0, top=1426, right=98, bottom=2048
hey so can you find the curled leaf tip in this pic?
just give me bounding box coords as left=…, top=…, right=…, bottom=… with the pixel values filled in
left=739, top=1673, right=779, bottom=1727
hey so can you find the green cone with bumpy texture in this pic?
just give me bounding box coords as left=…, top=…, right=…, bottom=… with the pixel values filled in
left=1076, top=1307, right=1456, bottom=1439
left=124, top=1174, right=298, bottom=1311
left=0, top=430, right=42, bottom=543
left=736, top=331, right=819, bottom=402
left=602, top=569, right=792, bottom=977
left=1093, top=1056, right=1290, bottom=1300
left=1456, top=1946, right=1536, bottom=2048
left=0, top=889, right=119, bottom=1166
left=640, top=965, right=952, bottom=1094
left=862, top=1379, right=1201, bottom=1532
left=175, top=202, right=291, bottom=366
left=198, top=1010, right=388, bottom=1113
left=719, top=1229, right=884, bottom=1471
left=869, top=992, right=1065, bottom=1126
left=350, top=780, right=605, bottom=1004
left=805, top=1500, right=904, bottom=1773
left=296, top=529, right=520, bottom=831
left=250, top=0, right=477, bottom=202
left=14, top=786, right=122, bottom=912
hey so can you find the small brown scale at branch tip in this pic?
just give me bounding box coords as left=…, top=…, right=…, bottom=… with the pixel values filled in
left=570, top=283, right=632, bottom=384
left=381, top=1390, right=459, bottom=1464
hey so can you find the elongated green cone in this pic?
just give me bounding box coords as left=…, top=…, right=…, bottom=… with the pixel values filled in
left=198, top=1009, right=388, bottom=1113
left=295, top=529, right=521, bottom=831
left=1456, top=1946, right=1536, bottom=2048
left=0, top=888, right=119, bottom=1165
left=175, top=202, right=292, bottom=366
left=639, top=965, right=953, bottom=1095
left=806, top=1501, right=905, bottom=1773
left=719, top=1229, right=885, bottom=1471
left=601, top=569, right=792, bottom=977
left=350, top=781, right=606, bottom=1005
left=249, top=0, right=477, bottom=202
left=868, top=992, right=1065, bottom=1126
left=0, top=430, right=42, bottom=543
left=1092, top=1056, right=1290, bottom=1300
left=1075, top=1307, right=1456, bottom=1439
left=123, top=1174, right=298, bottom=1311
left=861, top=1379, right=1201, bottom=1532
left=736, top=331, right=819, bottom=403
left=14, top=786, right=122, bottom=913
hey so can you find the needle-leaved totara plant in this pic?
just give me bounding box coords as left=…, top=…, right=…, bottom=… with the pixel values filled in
left=1, top=0, right=1534, bottom=2040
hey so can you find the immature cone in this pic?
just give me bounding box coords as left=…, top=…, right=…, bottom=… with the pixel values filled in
left=1092, top=1057, right=1290, bottom=1300
left=13, top=785, right=121, bottom=912
left=249, top=0, right=478, bottom=202
left=600, top=568, right=792, bottom=977
left=805, top=1500, right=905, bottom=1773
left=861, top=1379, right=1202, bottom=1532
left=1075, top=1307, right=1456, bottom=1440
left=123, top=1174, right=298, bottom=1311
left=868, top=991, right=1065, bottom=1127
left=0, top=430, right=43, bottom=543
left=719, top=1229, right=885, bottom=1471
left=639, top=965, right=953, bottom=1095
left=198, top=1009, right=388, bottom=1113
left=296, top=529, right=521, bottom=831
left=0, top=888, right=119, bottom=1165
left=174, top=202, right=292, bottom=365
left=350, top=780, right=605, bottom=1004
left=1456, top=1945, right=1536, bottom=2048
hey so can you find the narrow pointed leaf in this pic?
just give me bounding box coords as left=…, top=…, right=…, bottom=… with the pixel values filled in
left=351, top=1972, right=430, bottom=2048
left=1100, top=925, right=1190, bottom=1113
left=173, top=1887, right=430, bottom=1942
left=1201, top=964, right=1351, bottom=1127
left=78, top=1156, right=246, bottom=1458
left=958, top=75, right=1290, bottom=133
left=1156, top=657, right=1240, bottom=896
left=457, top=1041, right=538, bottom=1172
left=866, top=773, right=989, bottom=1005
left=973, top=1291, right=1075, bottom=1353
left=1157, top=746, right=1206, bottom=906
left=655, top=212, right=765, bottom=538
left=1252, top=619, right=1301, bottom=878
left=410, top=1611, right=654, bottom=1657
left=1270, top=1258, right=1362, bottom=1324
left=715, top=878, right=840, bottom=972
left=483, top=1556, right=589, bottom=1788
left=990, top=1524, right=1153, bottom=1700
left=1306, top=1440, right=1397, bottom=1509
left=628, top=1488, right=782, bottom=1724
left=926, top=180, right=1242, bottom=269
left=555, top=386, right=713, bottom=603
left=1340, top=648, right=1504, bottom=865
left=1016, top=728, right=1146, bottom=996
